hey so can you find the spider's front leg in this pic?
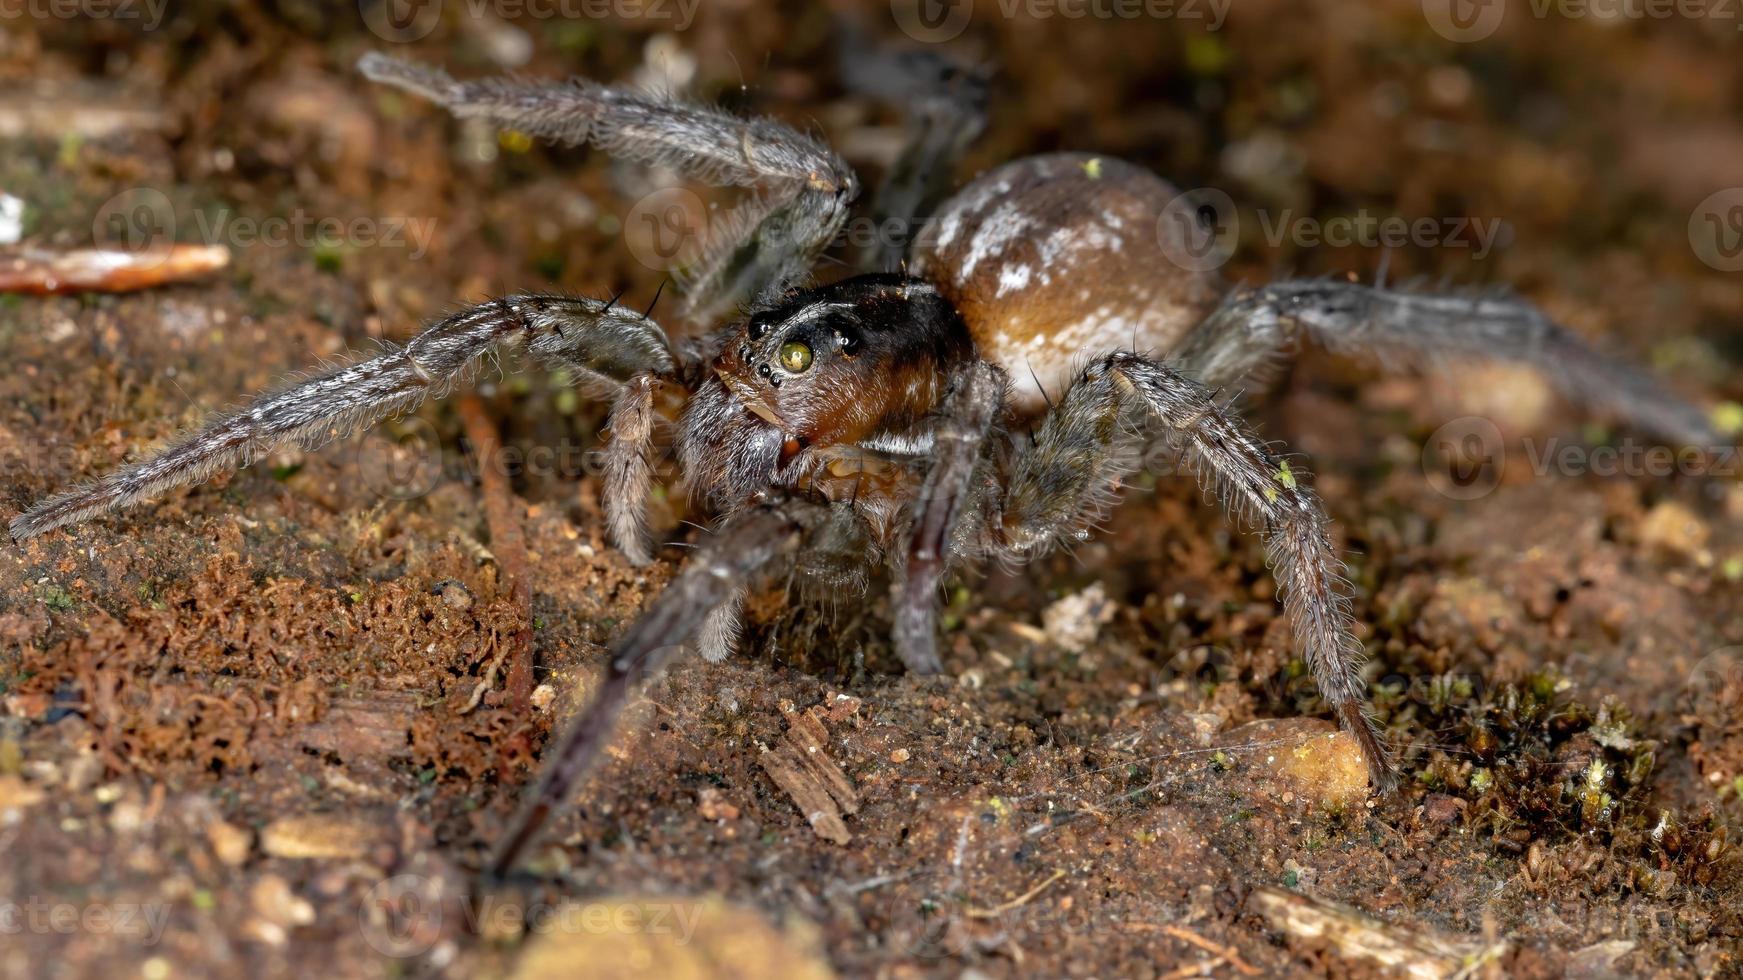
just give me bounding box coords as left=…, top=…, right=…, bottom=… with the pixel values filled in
left=889, top=361, right=1007, bottom=675
left=1177, top=279, right=1721, bottom=447
left=10, top=296, right=676, bottom=543
left=988, top=352, right=1396, bottom=789
left=489, top=499, right=818, bottom=878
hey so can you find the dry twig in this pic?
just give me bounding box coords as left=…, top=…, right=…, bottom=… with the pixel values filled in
left=0, top=245, right=229, bottom=294
left=457, top=393, right=534, bottom=713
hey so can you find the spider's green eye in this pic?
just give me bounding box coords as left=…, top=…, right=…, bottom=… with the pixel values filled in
left=778, top=341, right=813, bottom=373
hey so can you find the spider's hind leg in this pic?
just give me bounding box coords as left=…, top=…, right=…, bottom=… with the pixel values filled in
left=1176, top=279, right=1720, bottom=446
left=836, top=20, right=990, bottom=273
left=982, top=352, right=1395, bottom=788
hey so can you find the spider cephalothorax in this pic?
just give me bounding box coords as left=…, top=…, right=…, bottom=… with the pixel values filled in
left=9, top=45, right=1723, bottom=878
left=680, top=274, right=973, bottom=522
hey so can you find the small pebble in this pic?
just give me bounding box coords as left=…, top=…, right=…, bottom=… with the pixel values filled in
left=260, top=814, right=387, bottom=861
left=696, top=787, right=740, bottom=822
left=251, top=874, right=316, bottom=928
left=889, top=748, right=910, bottom=764
left=0, top=774, right=46, bottom=813
left=1041, top=582, right=1117, bottom=653
left=1639, top=500, right=1709, bottom=561
left=208, top=819, right=253, bottom=866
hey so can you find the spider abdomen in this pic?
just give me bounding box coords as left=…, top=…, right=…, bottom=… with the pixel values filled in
left=912, top=153, right=1224, bottom=413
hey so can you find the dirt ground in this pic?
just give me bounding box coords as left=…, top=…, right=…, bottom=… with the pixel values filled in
left=2, top=2, right=1741, bottom=977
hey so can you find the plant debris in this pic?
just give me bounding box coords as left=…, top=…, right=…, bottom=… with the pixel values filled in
left=760, top=700, right=859, bottom=845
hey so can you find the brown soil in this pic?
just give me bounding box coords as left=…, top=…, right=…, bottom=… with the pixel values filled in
left=1, top=3, right=1740, bottom=978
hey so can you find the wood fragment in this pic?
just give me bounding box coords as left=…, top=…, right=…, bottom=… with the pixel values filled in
left=296, top=692, right=420, bottom=759
left=1124, top=922, right=1261, bottom=976
left=0, top=244, right=230, bottom=295
left=1159, top=956, right=1224, bottom=979
left=760, top=703, right=859, bottom=844
left=1163, top=924, right=1261, bottom=976
left=966, top=868, right=1065, bottom=918
left=259, top=813, right=392, bottom=861
left=457, top=393, right=534, bottom=713
left=1249, top=886, right=1507, bottom=980
left=0, top=85, right=170, bottom=139
left=0, top=83, right=169, bottom=139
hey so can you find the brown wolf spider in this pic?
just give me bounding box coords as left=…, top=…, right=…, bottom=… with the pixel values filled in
left=9, top=46, right=1720, bottom=877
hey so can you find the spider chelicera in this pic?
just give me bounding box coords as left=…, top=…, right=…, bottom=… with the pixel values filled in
left=9, top=46, right=1718, bottom=876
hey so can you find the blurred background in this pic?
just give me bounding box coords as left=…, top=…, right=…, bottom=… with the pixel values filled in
left=0, top=1, right=1739, bottom=977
